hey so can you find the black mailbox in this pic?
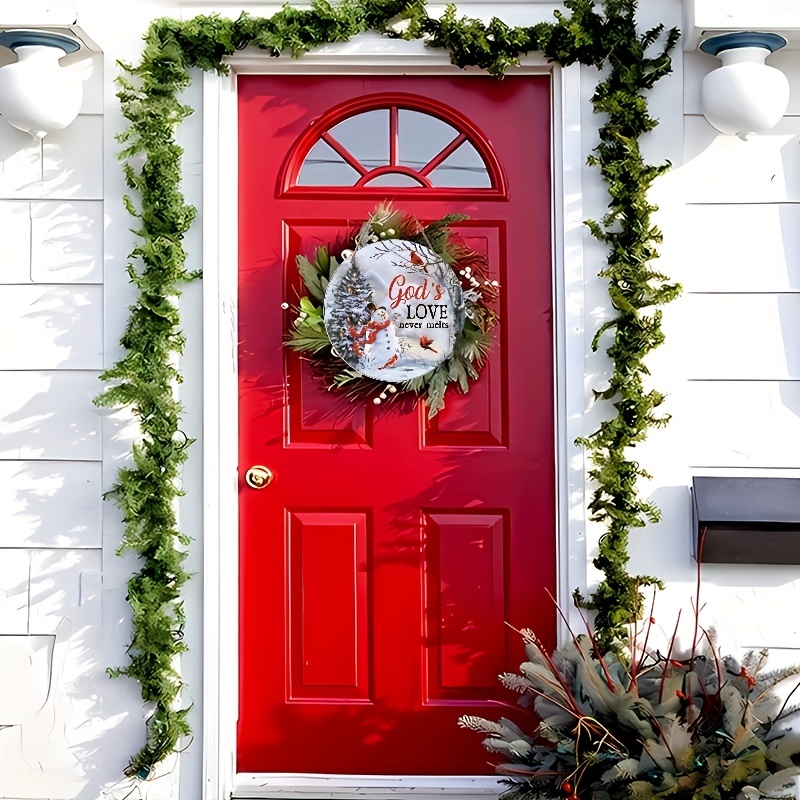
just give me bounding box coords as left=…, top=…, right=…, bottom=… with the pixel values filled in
left=691, top=476, right=800, bottom=564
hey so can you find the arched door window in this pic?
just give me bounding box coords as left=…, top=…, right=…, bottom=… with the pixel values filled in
left=281, top=94, right=506, bottom=196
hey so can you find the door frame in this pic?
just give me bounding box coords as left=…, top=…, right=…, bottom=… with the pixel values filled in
left=201, top=31, right=587, bottom=800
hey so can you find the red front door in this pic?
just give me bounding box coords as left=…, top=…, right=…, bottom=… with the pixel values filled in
left=238, top=74, right=554, bottom=776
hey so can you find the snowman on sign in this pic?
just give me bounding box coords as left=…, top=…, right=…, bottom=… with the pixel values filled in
left=351, top=305, right=400, bottom=372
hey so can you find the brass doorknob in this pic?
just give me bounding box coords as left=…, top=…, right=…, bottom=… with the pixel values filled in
left=245, top=465, right=274, bottom=489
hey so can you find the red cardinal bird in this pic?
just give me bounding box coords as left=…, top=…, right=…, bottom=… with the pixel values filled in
left=409, top=251, right=426, bottom=269
left=419, top=336, right=438, bottom=353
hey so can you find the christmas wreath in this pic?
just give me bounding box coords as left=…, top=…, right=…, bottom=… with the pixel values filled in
left=286, top=205, right=499, bottom=417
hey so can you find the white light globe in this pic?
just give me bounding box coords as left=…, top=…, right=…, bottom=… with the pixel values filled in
left=700, top=32, right=789, bottom=140
left=0, top=31, right=82, bottom=139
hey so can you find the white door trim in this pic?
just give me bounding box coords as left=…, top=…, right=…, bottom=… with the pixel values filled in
left=202, top=62, right=241, bottom=800
left=202, top=32, right=586, bottom=800
left=233, top=772, right=509, bottom=799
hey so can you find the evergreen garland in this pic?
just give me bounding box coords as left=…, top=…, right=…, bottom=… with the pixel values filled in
left=569, top=5, right=682, bottom=651
left=286, top=206, right=498, bottom=417
left=95, top=21, right=197, bottom=776
left=102, top=0, right=679, bottom=775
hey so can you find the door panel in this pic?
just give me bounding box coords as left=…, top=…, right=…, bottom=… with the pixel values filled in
left=424, top=511, right=508, bottom=701
left=425, top=227, right=504, bottom=447
left=238, top=75, right=555, bottom=776
left=288, top=511, right=370, bottom=701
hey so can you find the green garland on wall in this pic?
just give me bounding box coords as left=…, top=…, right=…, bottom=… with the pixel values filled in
left=568, top=7, right=682, bottom=649
left=100, top=0, right=679, bottom=776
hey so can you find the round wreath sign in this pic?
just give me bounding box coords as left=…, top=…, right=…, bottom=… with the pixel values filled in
left=286, top=206, right=499, bottom=416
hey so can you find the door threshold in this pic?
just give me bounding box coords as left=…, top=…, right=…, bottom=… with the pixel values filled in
left=232, top=773, right=504, bottom=799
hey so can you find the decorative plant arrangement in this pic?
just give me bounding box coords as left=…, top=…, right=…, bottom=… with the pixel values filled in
left=286, top=205, right=498, bottom=416
left=461, top=617, right=800, bottom=800
left=102, top=0, right=685, bottom=777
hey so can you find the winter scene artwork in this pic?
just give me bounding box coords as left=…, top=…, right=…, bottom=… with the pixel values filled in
left=323, top=239, right=464, bottom=382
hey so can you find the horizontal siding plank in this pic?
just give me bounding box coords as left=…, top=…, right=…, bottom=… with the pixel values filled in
left=682, top=116, right=800, bottom=204
left=30, top=201, right=103, bottom=284
left=0, top=550, right=29, bottom=634
left=0, top=285, right=102, bottom=370
left=704, top=587, right=800, bottom=649
left=0, top=201, right=31, bottom=283
left=0, top=461, right=102, bottom=549
left=28, top=549, right=102, bottom=635
left=0, top=117, right=102, bottom=200
left=41, top=117, right=103, bottom=200
left=676, top=380, right=800, bottom=468
left=0, top=371, right=101, bottom=461
left=654, top=584, right=800, bottom=651
left=659, top=204, right=800, bottom=292
left=663, top=294, right=800, bottom=380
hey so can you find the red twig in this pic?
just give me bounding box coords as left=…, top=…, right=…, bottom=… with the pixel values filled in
left=573, top=602, right=617, bottom=693
left=634, top=592, right=658, bottom=679
left=659, top=608, right=682, bottom=704
left=685, top=624, right=719, bottom=729
left=690, top=527, right=708, bottom=670
left=646, top=713, right=679, bottom=770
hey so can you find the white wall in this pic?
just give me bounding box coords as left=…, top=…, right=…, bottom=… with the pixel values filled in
left=629, top=31, right=800, bottom=656
left=1, top=0, right=800, bottom=798
left=0, top=42, right=112, bottom=800
left=0, top=2, right=205, bottom=799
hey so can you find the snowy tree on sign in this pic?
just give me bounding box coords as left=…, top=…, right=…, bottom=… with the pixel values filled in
left=326, top=261, right=374, bottom=360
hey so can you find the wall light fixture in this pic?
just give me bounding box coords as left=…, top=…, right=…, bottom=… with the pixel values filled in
left=0, top=30, right=83, bottom=139
left=700, top=32, right=790, bottom=140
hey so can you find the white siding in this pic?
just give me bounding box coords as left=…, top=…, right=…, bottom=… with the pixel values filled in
left=628, top=30, right=800, bottom=660
left=0, top=371, right=102, bottom=460
left=31, top=201, right=105, bottom=283
left=0, top=22, right=112, bottom=800
left=1, top=0, right=800, bottom=798
left=0, top=199, right=104, bottom=285
left=0, top=286, right=103, bottom=370
left=0, top=116, right=103, bottom=199
left=0, top=461, right=103, bottom=548
left=661, top=203, right=800, bottom=292
left=0, top=201, right=31, bottom=281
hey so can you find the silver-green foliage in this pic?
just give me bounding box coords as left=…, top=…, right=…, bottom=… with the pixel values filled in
left=461, top=630, right=800, bottom=800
